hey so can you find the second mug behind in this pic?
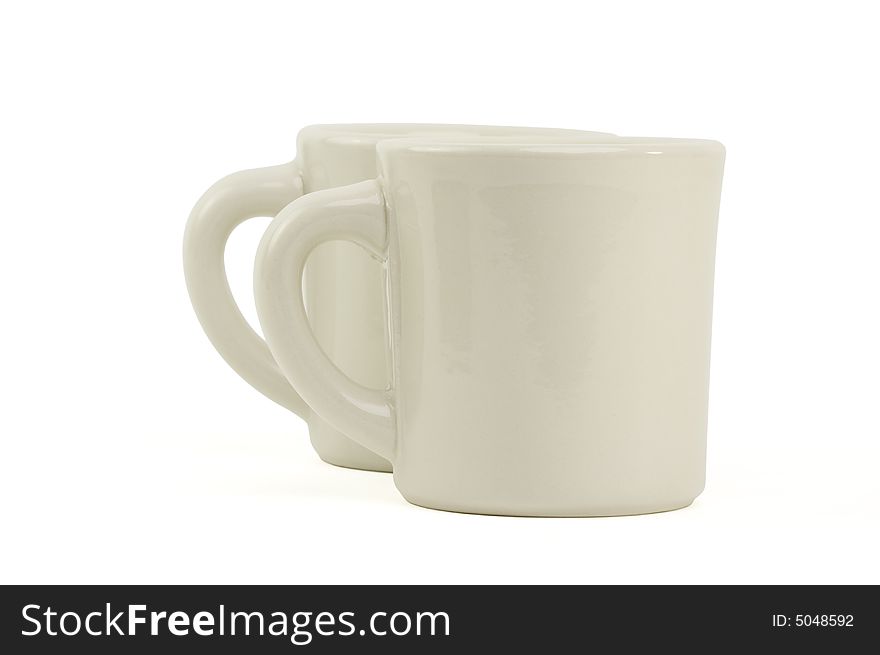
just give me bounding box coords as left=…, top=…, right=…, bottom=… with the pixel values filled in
left=184, top=124, right=612, bottom=472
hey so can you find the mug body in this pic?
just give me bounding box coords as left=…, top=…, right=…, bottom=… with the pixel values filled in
left=294, top=125, right=610, bottom=471
left=378, top=138, right=725, bottom=515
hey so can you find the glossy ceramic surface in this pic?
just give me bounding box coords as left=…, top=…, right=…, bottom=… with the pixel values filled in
left=183, top=124, right=610, bottom=472
left=255, top=136, right=725, bottom=515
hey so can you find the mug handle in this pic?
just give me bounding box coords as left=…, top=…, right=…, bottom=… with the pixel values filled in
left=254, top=180, right=396, bottom=461
left=183, top=162, right=310, bottom=417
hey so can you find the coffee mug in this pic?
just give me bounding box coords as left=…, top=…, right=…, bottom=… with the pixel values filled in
left=184, top=124, right=610, bottom=472
left=255, top=136, right=725, bottom=516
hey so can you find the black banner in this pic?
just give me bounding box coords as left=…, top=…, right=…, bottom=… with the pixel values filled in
left=1, top=585, right=875, bottom=652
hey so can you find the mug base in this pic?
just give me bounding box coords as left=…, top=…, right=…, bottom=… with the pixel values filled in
left=316, top=452, right=393, bottom=474
left=398, top=490, right=699, bottom=518
left=308, top=417, right=393, bottom=473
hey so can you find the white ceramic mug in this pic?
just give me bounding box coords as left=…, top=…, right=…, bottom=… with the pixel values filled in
left=255, top=136, right=725, bottom=516
left=184, top=125, right=609, bottom=472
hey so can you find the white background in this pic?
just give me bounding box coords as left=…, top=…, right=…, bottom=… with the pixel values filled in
left=1, top=0, right=878, bottom=584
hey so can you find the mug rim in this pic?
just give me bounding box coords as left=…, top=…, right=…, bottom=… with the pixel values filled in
left=376, top=136, right=724, bottom=157
left=297, top=123, right=614, bottom=146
